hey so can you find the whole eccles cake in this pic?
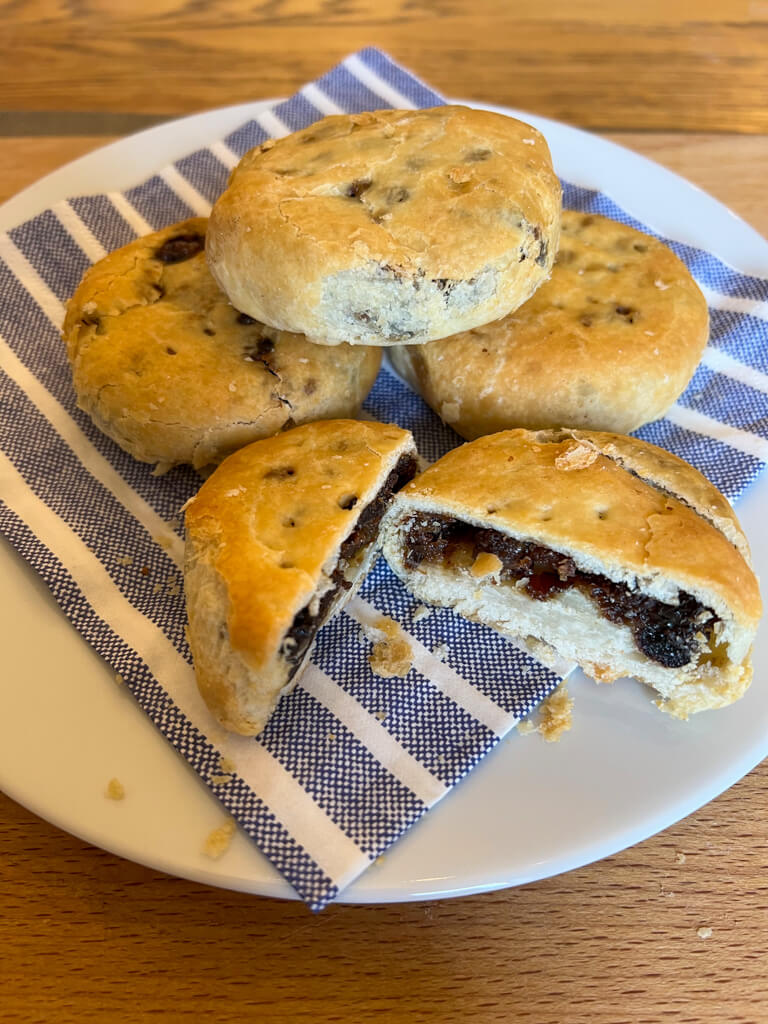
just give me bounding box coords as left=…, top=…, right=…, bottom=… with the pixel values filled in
left=62, top=218, right=381, bottom=471
left=206, top=106, right=562, bottom=346
left=390, top=211, right=710, bottom=436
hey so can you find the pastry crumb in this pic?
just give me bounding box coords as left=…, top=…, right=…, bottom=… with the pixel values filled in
left=518, top=682, right=573, bottom=742
left=675, top=851, right=687, bottom=864
left=368, top=615, right=414, bottom=678
left=431, top=641, right=450, bottom=662
left=203, top=818, right=236, bottom=860
left=447, top=166, right=471, bottom=185
left=210, top=774, right=232, bottom=786
left=217, top=755, right=235, bottom=774
left=114, top=672, right=124, bottom=687
left=411, top=604, right=432, bottom=623
left=555, top=440, right=599, bottom=471
left=591, top=664, right=618, bottom=684
left=697, top=926, right=713, bottom=939
left=105, top=778, right=125, bottom=800
left=115, top=554, right=134, bottom=567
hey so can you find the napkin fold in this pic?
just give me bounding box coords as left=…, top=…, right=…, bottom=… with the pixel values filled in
left=1, top=48, right=767, bottom=910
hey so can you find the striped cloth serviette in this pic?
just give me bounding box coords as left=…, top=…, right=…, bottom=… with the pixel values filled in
left=1, top=48, right=767, bottom=910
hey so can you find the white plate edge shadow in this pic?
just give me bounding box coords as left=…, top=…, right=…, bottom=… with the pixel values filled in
left=0, top=99, right=767, bottom=906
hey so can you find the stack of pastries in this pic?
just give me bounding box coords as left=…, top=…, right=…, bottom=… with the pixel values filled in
left=63, top=105, right=761, bottom=735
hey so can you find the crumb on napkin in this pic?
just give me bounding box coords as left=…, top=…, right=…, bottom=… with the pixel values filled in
left=367, top=615, right=414, bottom=679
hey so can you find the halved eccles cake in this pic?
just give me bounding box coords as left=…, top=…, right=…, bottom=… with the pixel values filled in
left=380, top=428, right=761, bottom=720
left=184, top=419, right=419, bottom=736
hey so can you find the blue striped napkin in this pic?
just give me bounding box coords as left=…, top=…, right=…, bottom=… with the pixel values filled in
left=1, top=48, right=767, bottom=910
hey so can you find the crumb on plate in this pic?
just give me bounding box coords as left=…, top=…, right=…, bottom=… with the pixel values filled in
left=517, top=681, right=574, bottom=742
left=105, top=778, right=125, bottom=801
left=203, top=818, right=236, bottom=860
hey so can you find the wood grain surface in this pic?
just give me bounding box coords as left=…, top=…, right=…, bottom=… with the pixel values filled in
left=1, top=2, right=767, bottom=1021
left=2, top=763, right=767, bottom=1023
left=2, top=0, right=768, bottom=132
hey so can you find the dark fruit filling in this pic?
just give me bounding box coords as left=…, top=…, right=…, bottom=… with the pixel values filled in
left=154, top=233, right=205, bottom=263
left=402, top=514, right=716, bottom=670
left=281, top=454, right=418, bottom=669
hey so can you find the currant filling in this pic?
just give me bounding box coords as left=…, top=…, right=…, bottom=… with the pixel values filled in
left=402, top=514, right=716, bottom=670
left=281, top=453, right=418, bottom=668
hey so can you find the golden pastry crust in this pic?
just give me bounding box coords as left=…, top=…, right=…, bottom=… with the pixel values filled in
left=381, top=428, right=761, bottom=718
left=561, top=429, right=752, bottom=566
left=390, top=211, right=709, bottom=435
left=184, top=419, right=417, bottom=735
left=63, top=218, right=381, bottom=470
left=207, top=106, right=561, bottom=346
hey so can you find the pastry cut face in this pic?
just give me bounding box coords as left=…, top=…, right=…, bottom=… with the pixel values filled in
left=62, top=218, right=382, bottom=471
left=380, top=428, right=761, bottom=718
left=390, top=211, right=709, bottom=436
left=206, top=106, right=561, bottom=346
left=184, top=419, right=418, bottom=735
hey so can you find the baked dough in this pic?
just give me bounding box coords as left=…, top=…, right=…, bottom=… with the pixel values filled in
left=62, top=218, right=382, bottom=471
left=206, top=106, right=561, bottom=346
left=184, top=419, right=418, bottom=735
left=380, top=428, right=761, bottom=718
left=390, top=211, right=709, bottom=436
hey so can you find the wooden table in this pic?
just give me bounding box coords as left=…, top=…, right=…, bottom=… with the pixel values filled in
left=2, top=4, right=767, bottom=1021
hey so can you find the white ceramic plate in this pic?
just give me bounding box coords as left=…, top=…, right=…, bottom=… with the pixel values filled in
left=1, top=101, right=766, bottom=904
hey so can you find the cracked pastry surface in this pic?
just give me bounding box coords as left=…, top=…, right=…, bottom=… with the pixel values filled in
left=380, top=428, right=761, bottom=718
left=184, top=418, right=418, bottom=735
left=62, top=217, right=382, bottom=471
left=390, top=211, right=709, bottom=436
left=206, top=106, right=561, bottom=346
